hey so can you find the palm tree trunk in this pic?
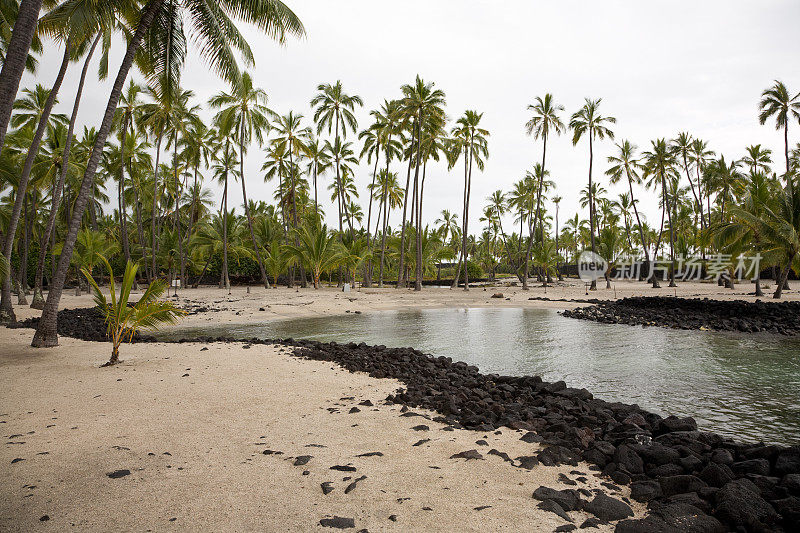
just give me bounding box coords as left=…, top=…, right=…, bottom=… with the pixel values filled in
left=187, top=164, right=197, bottom=253
left=0, top=0, right=42, bottom=157
left=312, top=163, right=318, bottom=218
left=682, top=155, right=704, bottom=230
left=119, top=115, right=131, bottom=263
left=240, top=139, right=269, bottom=288
left=363, top=154, right=379, bottom=287
left=151, top=130, right=164, bottom=282
left=627, top=169, right=651, bottom=281
left=31, top=0, right=165, bottom=348
left=587, top=131, right=597, bottom=290
left=773, top=258, right=793, bottom=299
left=784, top=122, right=790, bottom=178
left=396, top=141, right=414, bottom=288
left=413, top=118, right=423, bottom=292
left=463, top=139, right=474, bottom=291
left=31, top=34, right=100, bottom=310
left=222, top=169, right=230, bottom=291
left=172, top=131, right=185, bottom=292
left=17, top=196, right=30, bottom=305
left=0, top=37, right=71, bottom=322
left=378, top=187, right=390, bottom=288
left=661, top=170, right=677, bottom=287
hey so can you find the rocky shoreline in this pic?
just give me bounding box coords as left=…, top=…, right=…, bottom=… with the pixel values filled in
left=9, top=307, right=800, bottom=532
left=562, top=297, right=800, bottom=336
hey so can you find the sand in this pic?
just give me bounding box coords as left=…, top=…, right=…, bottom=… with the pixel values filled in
left=1, top=278, right=794, bottom=531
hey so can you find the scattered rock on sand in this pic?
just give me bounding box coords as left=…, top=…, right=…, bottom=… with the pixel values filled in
left=293, top=455, right=312, bottom=466
left=490, top=293, right=504, bottom=299
left=319, top=516, right=355, bottom=529
left=344, top=475, right=366, bottom=494
left=321, top=482, right=334, bottom=495
left=106, top=469, right=131, bottom=479
left=355, top=451, right=383, bottom=457
left=450, top=450, right=482, bottom=460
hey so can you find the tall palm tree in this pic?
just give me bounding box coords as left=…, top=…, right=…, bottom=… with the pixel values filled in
left=311, top=81, right=362, bottom=235
left=643, top=139, right=679, bottom=287
left=398, top=76, right=446, bottom=290
left=671, top=132, right=705, bottom=230
left=33, top=0, right=304, bottom=348
left=523, top=94, right=565, bottom=287
left=759, top=81, right=800, bottom=178
left=606, top=140, right=650, bottom=279
left=209, top=72, right=273, bottom=288
left=210, top=128, right=240, bottom=291
left=374, top=168, right=402, bottom=286
left=569, top=98, right=615, bottom=289
left=113, top=81, right=144, bottom=267
left=450, top=109, right=488, bottom=291
left=30, top=34, right=102, bottom=310
left=690, top=138, right=715, bottom=228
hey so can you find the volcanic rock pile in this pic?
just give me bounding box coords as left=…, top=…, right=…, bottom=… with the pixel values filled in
left=563, top=297, right=800, bottom=335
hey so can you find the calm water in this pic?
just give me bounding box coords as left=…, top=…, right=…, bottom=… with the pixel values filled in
left=157, top=308, right=800, bottom=445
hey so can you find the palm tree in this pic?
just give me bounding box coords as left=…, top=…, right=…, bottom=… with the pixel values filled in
left=606, top=140, right=651, bottom=279
left=643, top=139, right=679, bottom=287
left=374, top=169, right=403, bottom=286
left=311, top=81, right=363, bottom=235
left=33, top=0, right=304, bottom=348
left=83, top=256, right=184, bottom=366
left=531, top=241, right=559, bottom=289
left=691, top=138, right=715, bottom=229
left=722, top=180, right=799, bottom=298
left=114, top=81, right=145, bottom=267
left=263, top=240, right=289, bottom=287
left=758, top=81, right=800, bottom=178
left=398, top=76, right=446, bottom=290
left=304, top=136, right=330, bottom=218
left=523, top=93, right=565, bottom=287
left=30, top=35, right=102, bottom=309
left=671, top=132, right=705, bottom=231
left=284, top=223, right=341, bottom=289
left=741, top=144, right=773, bottom=175
left=210, top=130, right=240, bottom=291
left=570, top=98, right=615, bottom=289
left=552, top=195, right=562, bottom=280
left=450, top=109, right=488, bottom=291
left=209, top=72, right=273, bottom=288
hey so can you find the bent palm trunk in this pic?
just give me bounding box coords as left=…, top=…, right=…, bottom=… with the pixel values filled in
left=0, top=38, right=71, bottom=321
left=32, top=35, right=100, bottom=309
left=32, top=0, right=165, bottom=348
left=0, top=0, right=43, bottom=156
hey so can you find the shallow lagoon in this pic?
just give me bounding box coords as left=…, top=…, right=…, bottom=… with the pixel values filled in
left=158, top=307, right=800, bottom=445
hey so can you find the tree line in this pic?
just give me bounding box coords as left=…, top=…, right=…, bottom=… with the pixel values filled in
left=0, top=0, right=798, bottom=351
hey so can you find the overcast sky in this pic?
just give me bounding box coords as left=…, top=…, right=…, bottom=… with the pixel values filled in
left=23, top=0, right=800, bottom=236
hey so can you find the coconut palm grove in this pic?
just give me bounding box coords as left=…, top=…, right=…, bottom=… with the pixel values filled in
left=1, top=1, right=800, bottom=532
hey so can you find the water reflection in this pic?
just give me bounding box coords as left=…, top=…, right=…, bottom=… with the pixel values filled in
left=158, top=307, right=800, bottom=445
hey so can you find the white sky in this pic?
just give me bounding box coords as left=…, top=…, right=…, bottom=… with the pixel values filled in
left=23, top=0, right=800, bottom=236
